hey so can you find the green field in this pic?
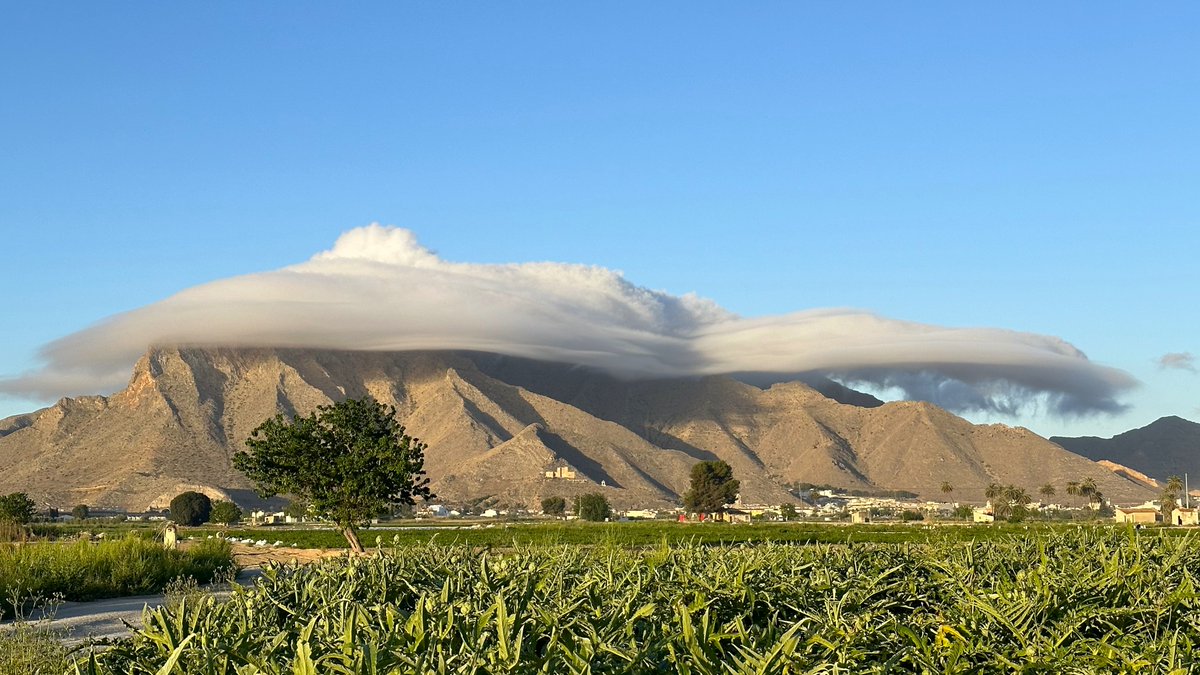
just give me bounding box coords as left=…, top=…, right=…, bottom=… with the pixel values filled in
left=80, top=527, right=1200, bottom=673
left=215, top=519, right=1173, bottom=550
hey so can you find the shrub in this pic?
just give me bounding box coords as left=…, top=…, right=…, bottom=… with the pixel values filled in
left=170, top=491, right=212, bottom=526
left=541, top=496, right=566, bottom=517
left=71, top=504, right=89, bottom=521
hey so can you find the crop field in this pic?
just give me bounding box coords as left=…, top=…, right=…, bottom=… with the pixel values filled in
left=81, top=528, right=1200, bottom=673
left=218, top=520, right=1122, bottom=550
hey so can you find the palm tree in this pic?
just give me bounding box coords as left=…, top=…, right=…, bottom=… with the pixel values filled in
left=987, top=483, right=1012, bottom=520
left=1066, top=481, right=1081, bottom=507
left=1080, top=477, right=1098, bottom=507
left=1006, top=485, right=1033, bottom=521
left=940, top=481, right=953, bottom=499
left=1040, top=483, right=1056, bottom=502
left=1167, top=475, right=1185, bottom=494
left=1162, top=475, right=1185, bottom=520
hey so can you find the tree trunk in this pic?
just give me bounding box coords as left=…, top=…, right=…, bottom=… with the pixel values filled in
left=341, top=525, right=365, bottom=554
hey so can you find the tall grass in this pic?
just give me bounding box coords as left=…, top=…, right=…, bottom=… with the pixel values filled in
left=84, top=529, right=1200, bottom=673
left=0, top=592, right=72, bottom=675
left=0, top=536, right=234, bottom=619
left=0, top=622, right=72, bottom=675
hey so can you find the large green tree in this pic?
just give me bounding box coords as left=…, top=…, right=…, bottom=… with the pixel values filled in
left=682, top=460, right=740, bottom=515
left=234, top=396, right=433, bottom=552
left=0, top=492, right=36, bottom=524
left=210, top=500, right=243, bottom=525
left=575, top=493, right=611, bottom=522
left=170, top=491, right=213, bottom=526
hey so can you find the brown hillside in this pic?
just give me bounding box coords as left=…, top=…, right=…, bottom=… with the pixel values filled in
left=0, top=347, right=1154, bottom=510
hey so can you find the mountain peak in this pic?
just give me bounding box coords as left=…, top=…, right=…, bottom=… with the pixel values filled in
left=1053, top=416, right=1200, bottom=482
left=0, top=347, right=1156, bottom=510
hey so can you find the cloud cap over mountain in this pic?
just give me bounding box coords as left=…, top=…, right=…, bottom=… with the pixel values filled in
left=1, top=224, right=1135, bottom=415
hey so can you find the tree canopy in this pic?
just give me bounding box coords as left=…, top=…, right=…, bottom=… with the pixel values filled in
left=541, top=496, right=566, bottom=517
left=985, top=484, right=1032, bottom=522
left=234, top=396, right=433, bottom=552
left=210, top=500, right=243, bottom=525
left=682, top=460, right=740, bottom=514
left=71, top=504, right=90, bottom=521
left=0, top=492, right=36, bottom=524
left=170, top=491, right=213, bottom=526
left=575, top=493, right=611, bottom=522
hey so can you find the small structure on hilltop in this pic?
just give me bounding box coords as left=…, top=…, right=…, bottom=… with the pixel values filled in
left=1114, top=506, right=1161, bottom=525
left=544, top=462, right=578, bottom=480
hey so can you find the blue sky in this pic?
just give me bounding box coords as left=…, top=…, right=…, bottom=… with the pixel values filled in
left=1, top=3, right=1197, bottom=437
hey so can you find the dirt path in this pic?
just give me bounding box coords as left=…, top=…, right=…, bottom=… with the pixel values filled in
left=228, top=542, right=347, bottom=568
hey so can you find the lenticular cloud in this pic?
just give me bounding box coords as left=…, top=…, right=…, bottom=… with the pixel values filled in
left=0, top=224, right=1135, bottom=415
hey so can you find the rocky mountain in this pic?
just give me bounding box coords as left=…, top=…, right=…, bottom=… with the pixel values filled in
left=1052, top=416, right=1200, bottom=482
left=0, top=347, right=1155, bottom=511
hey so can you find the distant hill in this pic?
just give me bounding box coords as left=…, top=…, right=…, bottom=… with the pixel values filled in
left=1052, top=416, right=1200, bottom=482
left=0, top=347, right=1155, bottom=511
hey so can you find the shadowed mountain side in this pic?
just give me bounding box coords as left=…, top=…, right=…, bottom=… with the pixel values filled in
left=1052, top=416, right=1200, bottom=482
left=0, top=347, right=1155, bottom=510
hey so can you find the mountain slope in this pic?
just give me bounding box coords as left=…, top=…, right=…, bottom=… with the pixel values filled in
left=1052, top=416, right=1200, bottom=481
left=0, top=347, right=1155, bottom=510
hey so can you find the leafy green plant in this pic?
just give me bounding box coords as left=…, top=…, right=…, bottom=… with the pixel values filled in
left=80, top=529, right=1200, bottom=673
left=235, top=396, right=433, bottom=552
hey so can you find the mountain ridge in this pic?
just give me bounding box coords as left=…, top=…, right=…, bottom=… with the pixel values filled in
left=0, top=346, right=1155, bottom=510
left=1052, top=416, right=1200, bottom=482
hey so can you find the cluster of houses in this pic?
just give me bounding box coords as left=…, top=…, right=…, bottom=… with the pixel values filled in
left=1113, top=504, right=1199, bottom=526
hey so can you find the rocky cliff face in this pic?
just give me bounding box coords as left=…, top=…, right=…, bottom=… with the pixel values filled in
left=0, top=347, right=1155, bottom=510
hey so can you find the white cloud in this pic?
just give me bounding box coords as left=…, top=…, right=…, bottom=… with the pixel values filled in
left=1, top=224, right=1136, bottom=415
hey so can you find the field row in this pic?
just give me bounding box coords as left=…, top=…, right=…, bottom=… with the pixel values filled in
left=86, top=528, right=1200, bottom=673
left=216, top=519, right=1189, bottom=549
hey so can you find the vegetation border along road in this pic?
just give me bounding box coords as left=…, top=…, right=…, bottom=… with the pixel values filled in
left=0, top=536, right=234, bottom=620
